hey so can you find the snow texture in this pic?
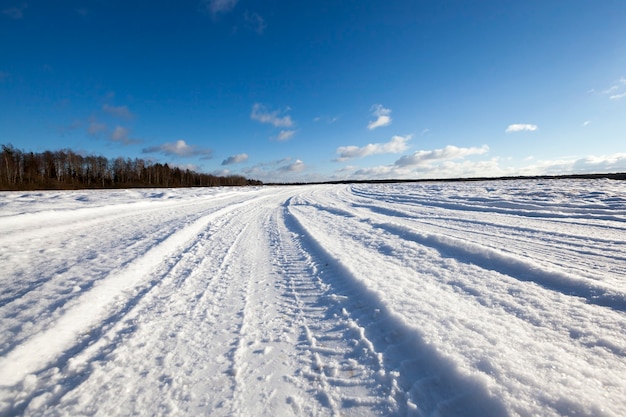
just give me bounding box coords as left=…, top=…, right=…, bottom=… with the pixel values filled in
left=0, top=179, right=625, bottom=416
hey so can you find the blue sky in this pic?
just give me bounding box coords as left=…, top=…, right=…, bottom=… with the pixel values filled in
left=1, top=0, right=625, bottom=182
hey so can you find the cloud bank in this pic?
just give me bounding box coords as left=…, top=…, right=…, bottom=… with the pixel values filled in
left=339, top=149, right=626, bottom=183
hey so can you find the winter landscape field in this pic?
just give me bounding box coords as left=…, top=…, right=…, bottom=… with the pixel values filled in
left=0, top=179, right=625, bottom=417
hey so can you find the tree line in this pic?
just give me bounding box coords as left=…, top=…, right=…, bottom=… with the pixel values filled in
left=1, top=144, right=262, bottom=190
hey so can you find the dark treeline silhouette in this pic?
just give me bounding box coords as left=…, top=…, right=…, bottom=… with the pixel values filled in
left=1, top=144, right=262, bottom=190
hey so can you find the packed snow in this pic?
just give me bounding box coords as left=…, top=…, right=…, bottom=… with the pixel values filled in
left=1, top=179, right=625, bottom=417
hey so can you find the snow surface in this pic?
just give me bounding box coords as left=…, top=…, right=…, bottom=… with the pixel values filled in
left=1, top=179, right=625, bottom=417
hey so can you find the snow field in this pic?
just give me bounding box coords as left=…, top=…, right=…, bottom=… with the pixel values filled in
left=0, top=179, right=625, bottom=416
left=289, top=185, right=626, bottom=416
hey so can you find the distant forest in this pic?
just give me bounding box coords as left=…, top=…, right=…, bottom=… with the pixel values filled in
left=1, top=144, right=262, bottom=190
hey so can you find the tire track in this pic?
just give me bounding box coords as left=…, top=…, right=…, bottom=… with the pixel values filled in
left=0, top=191, right=261, bottom=360
left=4, top=196, right=265, bottom=416
left=0, top=195, right=265, bottom=390
left=288, top=190, right=625, bottom=416
left=272, top=203, right=403, bottom=416
left=285, top=195, right=521, bottom=416
left=227, top=204, right=322, bottom=416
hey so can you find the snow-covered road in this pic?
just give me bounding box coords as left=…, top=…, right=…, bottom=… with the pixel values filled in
left=1, top=180, right=625, bottom=416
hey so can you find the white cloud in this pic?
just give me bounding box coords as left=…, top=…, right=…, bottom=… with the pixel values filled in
left=336, top=165, right=357, bottom=173
left=252, top=157, right=292, bottom=168
left=222, top=153, right=249, bottom=165
left=335, top=135, right=411, bottom=161
left=603, top=77, right=626, bottom=100
left=251, top=103, right=293, bottom=127
left=212, top=168, right=231, bottom=177
left=505, top=124, right=538, bottom=133
left=277, top=130, right=296, bottom=141
left=143, top=139, right=212, bottom=158
left=582, top=120, right=591, bottom=127
left=395, top=145, right=489, bottom=167
left=57, top=119, right=82, bottom=135
left=2, top=4, right=27, bottom=19
left=314, top=115, right=339, bottom=124
left=111, top=126, right=128, bottom=142
left=279, top=159, right=305, bottom=173
left=367, top=104, right=392, bottom=130
left=240, top=157, right=307, bottom=182
left=205, top=0, right=238, bottom=15
left=353, top=165, right=394, bottom=177
left=87, top=118, right=107, bottom=135
left=244, top=11, right=266, bottom=34
left=610, top=91, right=626, bottom=100
left=110, top=126, right=139, bottom=145
left=571, top=153, right=626, bottom=173
left=103, top=104, right=133, bottom=119
left=173, top=163, right=201, bottom=172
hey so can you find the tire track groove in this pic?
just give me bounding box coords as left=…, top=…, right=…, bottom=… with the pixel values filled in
left=0, top=198, right=261, bottom=389
left=272, top=204, right=399, bottom=416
